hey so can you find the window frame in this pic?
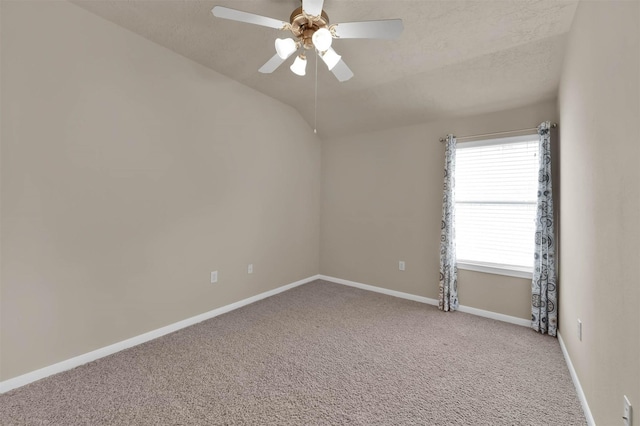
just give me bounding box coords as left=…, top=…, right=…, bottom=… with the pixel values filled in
left=457, top=261, right=533, bottom=279
left=454, top=133, right=538, bottom=280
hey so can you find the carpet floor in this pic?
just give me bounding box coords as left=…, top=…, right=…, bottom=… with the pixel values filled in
left=0, top=280, right=586, bottom=425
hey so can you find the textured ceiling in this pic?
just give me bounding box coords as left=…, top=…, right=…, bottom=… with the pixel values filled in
left=71, top=0, right=579, bottom=138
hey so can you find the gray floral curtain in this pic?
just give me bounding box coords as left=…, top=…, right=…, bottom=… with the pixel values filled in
left=439, top=135, right=458, bottom=312
left=532, top=121, right=557, bottom=336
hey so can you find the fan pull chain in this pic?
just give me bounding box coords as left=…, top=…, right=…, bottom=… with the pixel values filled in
left=314, top=51, right=318, bottom=134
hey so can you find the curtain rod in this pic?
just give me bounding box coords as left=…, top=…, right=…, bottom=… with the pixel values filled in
left=439, top=123, right=557, bottom=143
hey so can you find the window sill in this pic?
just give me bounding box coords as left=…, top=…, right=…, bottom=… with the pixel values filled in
left=457, top=261, right=533, bottom=279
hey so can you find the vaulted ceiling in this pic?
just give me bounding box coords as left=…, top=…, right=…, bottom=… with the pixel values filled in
left=72, top=0, right=579, bottom=138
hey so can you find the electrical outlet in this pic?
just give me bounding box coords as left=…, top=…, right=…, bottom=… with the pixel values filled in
left=623, top=395, right=632, bottom=426
left=248, top=264, right=253, bottom=274
left=399, top=261, right=405, bottom=271
left=577, top=319, right=582, bottom=341
left=210, top=271, right=218, bottom=283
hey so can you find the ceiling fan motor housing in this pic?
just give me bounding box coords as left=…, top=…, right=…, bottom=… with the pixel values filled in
left=288, top=6, right=330, bottom=50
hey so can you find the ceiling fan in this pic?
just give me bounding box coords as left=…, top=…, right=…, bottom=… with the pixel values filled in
left=212, top=0, right=403, bottom=82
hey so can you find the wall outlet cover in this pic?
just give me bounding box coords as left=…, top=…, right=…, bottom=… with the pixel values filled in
left=623, top=395, right=632, bottom=426
left=577, top=319, right=582, bottom=341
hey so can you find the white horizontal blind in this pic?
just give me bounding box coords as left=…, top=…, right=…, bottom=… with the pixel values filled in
left=455, top=136, right=539, bottom=271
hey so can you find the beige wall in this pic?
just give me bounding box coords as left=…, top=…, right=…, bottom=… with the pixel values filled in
left=320, top=100, right=558, bottom=320
left=558, top=0, right=639, bottom=424
left=0, top=1, right=321, bottom=381
left=456, top=270, right=531, bottom=319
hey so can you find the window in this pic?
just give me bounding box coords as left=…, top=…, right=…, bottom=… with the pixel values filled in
left=454, top=134, right=539, bottom=278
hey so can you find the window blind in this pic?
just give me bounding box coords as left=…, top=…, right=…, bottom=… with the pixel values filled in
left=455, top=136, right=539, bottom=271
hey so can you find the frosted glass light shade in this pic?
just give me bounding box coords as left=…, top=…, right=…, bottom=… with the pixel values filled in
left=312, top=28, right=333, bottom=52
left=321, top=48, right=341, bottom=70
left=290, top=54, right=307, bottom=76
left=275, top=38, right=297, bottom=60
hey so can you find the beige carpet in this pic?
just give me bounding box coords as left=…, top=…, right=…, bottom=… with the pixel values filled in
left=0, top=280, right=586, bottom=425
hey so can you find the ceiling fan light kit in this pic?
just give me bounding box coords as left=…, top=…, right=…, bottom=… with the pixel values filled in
left=311, top=27, right=333, bottom=52
left=275, top=38, right=298, bottom=60
left=211, top=0, right=403, bottom=82
left=290, top=53, right=307, bottom=76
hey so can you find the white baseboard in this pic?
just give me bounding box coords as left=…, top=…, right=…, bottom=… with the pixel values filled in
left=319, top=275, right=439, bottom=306
left=456, top=304, right=530, bottom=327
left=0, top=274, right=321, bottom=394
left=558, top=332, right=595, bottom=426
left=318, top=275, right=530, bottom=327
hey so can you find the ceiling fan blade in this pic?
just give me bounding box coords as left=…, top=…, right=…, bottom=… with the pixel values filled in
left=331, top=59, right=354, bottom=82
left=259, top=53, right=287, bottom=74
left=332, top=19, right=404, bottom=39
left=302, top=0, right=325, bottom=17
left=212, top=6, right=288, bottom=30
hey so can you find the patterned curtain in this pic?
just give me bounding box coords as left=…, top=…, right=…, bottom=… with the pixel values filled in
left=439, top=135, right=458, bottom=312
left=532, top=121, right=557, bottom=336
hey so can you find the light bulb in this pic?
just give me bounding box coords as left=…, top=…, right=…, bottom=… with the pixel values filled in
left=312, top=28, right=333, bottom=52
left=275, top=38, right=297, bottom=60
left=290, top=54, right=307, bottom=76
left=320, top=47, right=341, bottom=71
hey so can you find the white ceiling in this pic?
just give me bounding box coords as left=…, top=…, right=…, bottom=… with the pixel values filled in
left=71, top=0, right=579, bottom=138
